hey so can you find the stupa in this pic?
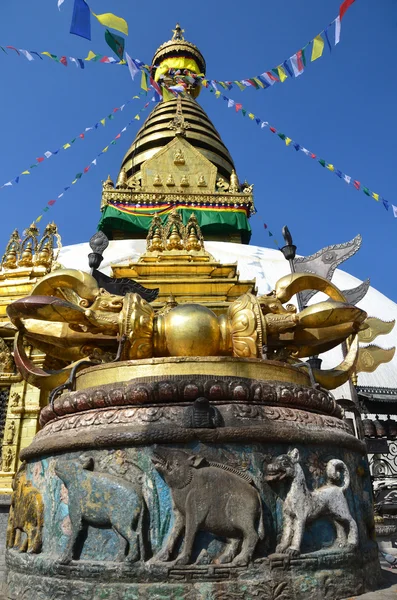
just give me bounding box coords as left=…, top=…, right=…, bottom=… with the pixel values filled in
left=1, top=25, right=389, bottom=600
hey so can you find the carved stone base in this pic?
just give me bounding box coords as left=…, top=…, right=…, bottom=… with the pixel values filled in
left=6, top=366, right=382, bottom=599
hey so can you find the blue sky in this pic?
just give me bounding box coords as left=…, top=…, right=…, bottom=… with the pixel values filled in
left=1, top=0, right=397, bottom=301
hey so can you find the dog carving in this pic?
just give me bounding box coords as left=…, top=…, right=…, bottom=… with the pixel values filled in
left=265, top=449, right=358, bottom=556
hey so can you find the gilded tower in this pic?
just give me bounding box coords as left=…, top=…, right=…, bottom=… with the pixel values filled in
left=99, top=25, right=255, bottom=244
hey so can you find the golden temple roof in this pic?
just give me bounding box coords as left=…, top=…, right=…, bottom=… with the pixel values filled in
left=120, top=94, right=235, bottom=182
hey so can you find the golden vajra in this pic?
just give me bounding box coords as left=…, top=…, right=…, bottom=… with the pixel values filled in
left=7, top=270, right=368, bottom=391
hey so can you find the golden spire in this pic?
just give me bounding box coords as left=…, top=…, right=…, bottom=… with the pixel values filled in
left=172, top=23, right=185, bottom=40
left=103, top=174, right=114, bottom=189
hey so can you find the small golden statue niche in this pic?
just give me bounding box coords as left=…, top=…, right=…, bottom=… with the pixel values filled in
left=153, top=174, right=163, bottom=187
left=6, top=421, right=16, bottom=445
left=102, top=174, right=114, bottom=190
left=10, top=393, right=21, bottom=409
left=35, top=222, right=61, bottom=269
left=116, top=168, right=129, bottom=189
left=185, top=214, right=203, bottom=252
left=18, top=223, right=39, bottom=268
left=3, top=447, right=13, bottom=472
left=180, top=175, right=190, bottom=187
left=197, top=174, right=207, bottom=187
left=1, top=230, right=21, bottom=270
left=173, top=149, right=185, bottom=165
left=166, top=174, right=175, bottom=187
left=241, top=180, right=254, bottom=194
left=164, top=209, right=185, bottom=250
left=146, top=215, right=165, bottom=252
left=130, top=172, right=142, bottom=192
left=229, top=169, right=240, bottom=193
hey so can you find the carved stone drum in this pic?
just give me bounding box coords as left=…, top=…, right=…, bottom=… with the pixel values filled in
left=6, top=358, right=381, bottom=600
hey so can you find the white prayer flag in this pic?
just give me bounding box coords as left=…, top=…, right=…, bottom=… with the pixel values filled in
left=343, top=175, right=351, bottom=184
left=19, top=49, right=34, bottom=61
left=261, top=122, right=268, bottom=128
left=126, top=52, right=139, bottom=81
left=44, top=151, right=52, bottom=159
left=69, top=57, right=79, bottom=68
left=335, top=16, right=341, bottom=45
left=57, top=0, right=65, bottom=9
left=393, top=205, right=397, bottom=218
left=290, top=54, right=303, bottom=77
left=227, top=99, right=235, bottom=108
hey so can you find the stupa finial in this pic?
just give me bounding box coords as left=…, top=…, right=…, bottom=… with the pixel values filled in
left=172, top=23, right=185, bottom=41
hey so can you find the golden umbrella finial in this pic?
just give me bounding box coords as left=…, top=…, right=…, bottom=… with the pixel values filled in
left=172, top=23, right=185, bottom=40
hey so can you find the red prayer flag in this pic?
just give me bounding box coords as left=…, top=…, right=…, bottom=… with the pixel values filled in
left=311, top=153, right=316, bottom=159
left=100, top=56, right=110, bottom=63
left=269, top=127, right=276, bottom=133
left=150, top=77, right=162, bottom=95
left=48, top=200, right=56, bottom=206
left=36, top=157, right=45, bottom=163
left=84, top=166, right=90, bottom=173
left=296, top=50, right=304, bottom=72
left=235, top=103, right=243, bottom=112
left=113, top=107, right=119, bottom=112
left=263, top=223, right=268, bottom=229
left=60, top=56, right=67, bottom=67
left=339, top=0, right=355, bottom=19
left=115, top=133, right=121, bottom=139
left=353, top=180, right=360, bottom=190
left=79, top=133, right=84, bottom=139
left=266, top=71, right=278, bottom=82
left=6, top=46, right=20, bottom=55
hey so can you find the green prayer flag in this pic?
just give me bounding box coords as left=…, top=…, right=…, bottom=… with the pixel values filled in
left=234, top=81, right=245, bottom=91
left=75, top=173, right=83, bottom=179
left=43, top=207, right=49, bottom=212
left=277, top=133, right=286, bottom=140
left=269, top=231, right=273, bottom=237
left=108, top=114, right=115, bottom=120
left=241, top=109, right=247, bottom=116
left=0, top=47, right=7, bottom=54
left=318, top=159, right=326, bottom=167
left=104, top=29, right=125, bottom=59
left=111, top=140, right=117, bottom=145
left=70, top=138, right=76, bottom=144
left=363, top=187, right=371, bottom=196
left=301, top=45, right=307, bottom=67
left=30, top=164, right=38, bottom=169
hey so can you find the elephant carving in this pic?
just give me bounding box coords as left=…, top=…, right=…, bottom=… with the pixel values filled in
left=6, top=464, right=44, bottom=553
left=54, top=456, right=145, bottom=564
left=152, top=447, right=264, bottom=566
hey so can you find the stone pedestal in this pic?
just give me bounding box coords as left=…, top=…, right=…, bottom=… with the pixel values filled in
left=5, top=358, right=382, bottom=600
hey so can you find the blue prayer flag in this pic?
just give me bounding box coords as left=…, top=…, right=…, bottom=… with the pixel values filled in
left=283, top=60, right=294, bottom=78
left=70, top=0, right=91, bottom=41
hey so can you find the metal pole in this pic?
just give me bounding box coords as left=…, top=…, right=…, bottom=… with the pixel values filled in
left=280, top=225, right=304, bottom=312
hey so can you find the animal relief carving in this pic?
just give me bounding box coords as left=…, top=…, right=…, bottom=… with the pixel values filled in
left=6, top=464, right=44, bottom=553
left=152, top=447, right=264, bottom=566
left=265, top=449, right=358, bottom=556
left=54, top=456, right=145, bottom=564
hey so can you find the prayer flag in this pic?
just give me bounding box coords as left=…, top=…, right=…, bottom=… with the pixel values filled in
left=248, top=113, right=255, bottom=120
left=227, top=99, right=235, bottom=108
left=335, top=17, right=341, bottom=44
left=48, top=200, right=56, bottom=205
left=335, top=169, right=342, bottom=178
left=100, top=119, right=106, bottom=126
left=19, top=49, right=34, bottom=61
left=92, top=12, right=128, bottom=36
left=43, top=207, right=49, bottom=213
left=283, top=60, right=294, bottom=78
left=363, top=187, right=370, bottom=196
left=85, top=50, right=96, bottom=61
left=84, top=167, right=90, bottom=173
left=58, top=0, right=65, bottom=8
left=63, top=143, right=71, bottom=149
left=285, top=138, right=292, bottom=146
left=6, top=46, right=20, bottom=55
left=241, top=109, right=247, bottom=116
left=75, top=173, right=83, bottom=179
left=134, top=115, right=140, bottom=121
left=340, top=0, right=355, bottom=19
left=60, top=56, right=67, bottom=66
left=319, top=159, right=326, bottom=167
left=21, top=171, right=30, bottom=175
left=353, top=180, right=360, bottom=190
left=30, top=51, right=43, bottom=60
left=343, top=174, right=351, bottom=184
left=36, top=157, right=45, bottom=163
left=161, top=86, right=175, bottom=102
left=269, top=127, right=276, bottom=133
left=105, top=29, right=124, bottom=59
left=44, top=151, right=52, bottom=158
left=273, top=66, right=287, bottom=82
left=393, top=205, right=397, bottom=218
left=311, top=35, right=325, bottom=61
left=326, top=164, right=335, bottom=171
left=36, top=215, right=43, bottom=223
left=92, top=159, right=97, bottom=166
left=277, top=133, right=286, bottom=140
left=215, top=90, right=221, bottom=98
left=234, top=81, right=246, bottom=91
left=261, top=122, right=268, bottom=128
left=290, top=51, right=304, bottom=77
left=235, top=103, right=243, bottom=112
left=70, top=0, right=91, bottom=40
left=324, top=28, right=332, bottom=53
left=253, top=77, right=265, bottom=89
left=372, top=193, right=379, bottom=201
left=383, top=199, right=389, bottom=210
left=126, top=52, right=139, bottom=81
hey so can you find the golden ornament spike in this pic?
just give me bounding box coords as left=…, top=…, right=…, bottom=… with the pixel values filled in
left=358, top=317, right=396, bottom=343
left=355, top=345, right=396, bottom=374
left=172, top=23, right=185, bottom=41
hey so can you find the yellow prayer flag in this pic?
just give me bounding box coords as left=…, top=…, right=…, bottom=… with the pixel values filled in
left=311, top=35, right=325, bottom=62
left=21, top=171, right=30, bottom=175
left=134, top=115, right=141, bottom=121
left=161, top=86, right=175, bottom=103
left=253, top=77, right=265, bottom=88
left=277, top=66, right=288, bottom=83
left=141, top=70, right=149, bottom=92
left=72, top=179, right=77, bottom=184
left=326, top=164, right=335, bottom=172
left=372, top=193, right=380, bottom=201
left=92, top=12, right=128, bottom=36
left=35, top=215, right=43, bottom=223
left=63, top=143, right=71, bottom=149
left=285, top=138, right=292, bottom=146
left=118, top=59, right=126, bottom=65
left=100, top=119, right=106, bottom=126
left=248, top=113, right=255, bottom=120
left=133, top=96, right=140, bottom=99
left=102, top=147, right=109, bottom=153
left=41, top=52, right=52, bottom=58
left=85, top=51, right=96, bottom=61
left=215, top=91, right=221, bottom=98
